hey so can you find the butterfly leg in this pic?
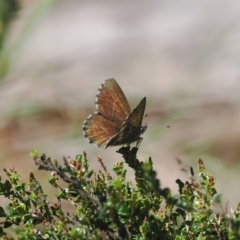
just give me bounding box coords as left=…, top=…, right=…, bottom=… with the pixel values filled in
left=136, top=138, right=143, bottom=148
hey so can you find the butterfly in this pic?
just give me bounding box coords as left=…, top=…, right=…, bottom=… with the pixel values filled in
left=82, top=78, right=147, bottom=149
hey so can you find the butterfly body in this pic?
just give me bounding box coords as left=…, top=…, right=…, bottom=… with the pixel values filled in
left=83, top=78, right=146, bottom=148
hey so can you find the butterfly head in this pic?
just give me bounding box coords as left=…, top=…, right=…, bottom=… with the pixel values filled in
left=141, top=123, right=147, bottom=135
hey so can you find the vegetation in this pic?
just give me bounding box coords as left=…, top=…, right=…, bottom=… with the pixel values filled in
left=0, top=147, right=238, bottom=239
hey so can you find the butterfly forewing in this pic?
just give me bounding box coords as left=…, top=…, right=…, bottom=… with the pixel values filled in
left=105, top=97, right=146, bottom=148
left=97, top=78, right=131, bottom=123
left=123, top=97, right=146, bottom=128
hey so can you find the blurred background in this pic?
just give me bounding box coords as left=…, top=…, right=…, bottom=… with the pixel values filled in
left=1, top=0, right=240, bottom=208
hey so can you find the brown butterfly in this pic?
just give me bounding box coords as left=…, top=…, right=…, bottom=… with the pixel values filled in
left=82, top=78, right=147, bottom=148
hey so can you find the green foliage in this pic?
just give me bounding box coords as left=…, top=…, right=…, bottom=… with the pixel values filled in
left=0, top=0, right=19, bottom=49
left=0, top=148, right=238, bottom=239
left=0, top=0, right=19, bottom=79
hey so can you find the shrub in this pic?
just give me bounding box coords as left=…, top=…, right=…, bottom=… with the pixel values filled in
left=0, top=147, right=239, bottom=239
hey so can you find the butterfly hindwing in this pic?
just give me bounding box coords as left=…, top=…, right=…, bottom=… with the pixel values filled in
left=83, top=113, right=121, bottom=147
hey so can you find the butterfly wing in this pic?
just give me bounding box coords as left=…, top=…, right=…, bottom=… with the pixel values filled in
left=83, top=113, right=121, bottom=147
left=96, top=78, right=131, bottom=124
left=83, top=78, right=131, bottom=147
left=105, top=97, right=146, bottom=148
left=123, top=97, right=146, bottom=128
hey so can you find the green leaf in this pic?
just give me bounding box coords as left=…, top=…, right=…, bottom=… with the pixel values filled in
left=30, top=149, right=38, bottom=158
left=212, top=194, right=222, bottom=204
